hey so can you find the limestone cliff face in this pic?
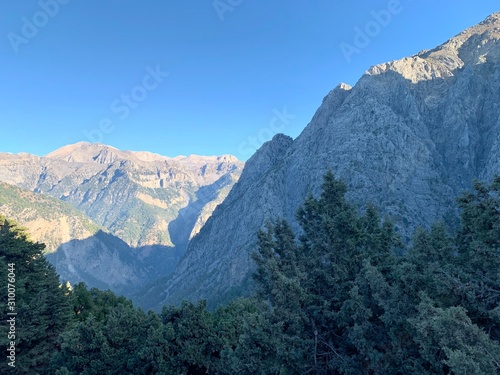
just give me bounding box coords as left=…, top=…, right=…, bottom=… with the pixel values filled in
left=157, top=13, right=500, bottom=308
left=45, top=231, right=180, bottom=298
left=0, top=142, right=244, bottom=249
left=0, top=144, right=243, bottom=299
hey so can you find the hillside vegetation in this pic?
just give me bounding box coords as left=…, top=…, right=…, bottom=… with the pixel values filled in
left=2, top=172, right=499, bottom=374
left=0, top=182, right=101, bottom=252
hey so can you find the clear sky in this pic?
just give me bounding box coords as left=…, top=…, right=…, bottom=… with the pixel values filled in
left=1, top=1, right=498, bottom=160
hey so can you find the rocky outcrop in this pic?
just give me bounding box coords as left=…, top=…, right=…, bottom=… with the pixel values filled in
left=0, top=142, right=244, bottom=249
left=156, top=12, right=500, bottom=308
left=0, top=144, right=244, bottom=301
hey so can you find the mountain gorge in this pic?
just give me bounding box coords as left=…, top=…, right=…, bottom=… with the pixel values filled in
left=0, top=142, right=243, bottom=248
left=2, top=13, right=500, bottom=311
left=151, top=12, right=500, bottom=308
left=0, top=143, right=244, bottom=296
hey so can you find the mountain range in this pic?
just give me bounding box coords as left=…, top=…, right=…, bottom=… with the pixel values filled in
left=1, top=12, right=499, bottom=310
left=146, top=12, right=500, bottom=309
left=0, top=143, right=243, bottom=297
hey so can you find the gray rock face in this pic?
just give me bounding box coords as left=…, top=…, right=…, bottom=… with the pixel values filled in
left=45, top=231, right=179, bottom=298
left=0, top=143, right=243, bottom=300
left=0, top=142, right=244, bottom=249
left=158, top=12, right=500, bottom=308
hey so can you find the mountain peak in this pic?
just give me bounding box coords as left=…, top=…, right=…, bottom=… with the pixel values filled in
left=45, top=142, right=242, bottom=166
left=363, top=12, right=500, bottom=84
left=155, top=11, right=500, bottom=308
left=477, top=11, right=500, bottom=26
left=45, top=142, right=125, bottom=164
left=335, top=82, right=352, bottom=91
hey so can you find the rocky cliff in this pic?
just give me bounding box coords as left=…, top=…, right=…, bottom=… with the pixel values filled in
left=156, top=12, right=500, bottom=308
left=0, top=142, right=243, bottom=250
left=0, top=143, right=244, bottom=299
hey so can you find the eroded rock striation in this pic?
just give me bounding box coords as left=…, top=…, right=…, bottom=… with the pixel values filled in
left=157, top=12, right=500, bottom=308
left=0, top=143, right=243, bottom=298
left=0, top=142, right=243, bottom=249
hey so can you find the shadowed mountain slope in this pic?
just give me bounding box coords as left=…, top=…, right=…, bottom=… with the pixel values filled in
left=155, top=12, right=500, bottom=308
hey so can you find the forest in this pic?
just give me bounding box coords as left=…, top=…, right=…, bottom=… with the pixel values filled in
left=1, top=171, right=499, bottom=374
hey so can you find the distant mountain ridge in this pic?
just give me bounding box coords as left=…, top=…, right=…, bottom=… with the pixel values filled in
left=152, top=12, right=500, bottom=308
left=46, top=142, right=240, bottom=165
left=0, top=142, right=244, bottom=248
left=0, top=143, right=244, bottom=300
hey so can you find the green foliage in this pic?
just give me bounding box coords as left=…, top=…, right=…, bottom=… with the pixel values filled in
left=0, top=183, right=101, bottom=252
left=454, top=177, right=500, bottom=341
left=217, top=298, right=287, bottom=375
left=251, top=171, right=404, bottom=374
left=71, top=282, right=134, bottom=322
left=0, top=215, right=72, bottom=374
left=157, top=301, right=222, bottom=373
left=242, top=172, right=500, bottom=373
left=411, top=296, right=500, bottom=375
left=111, top=197, right=174, bottom=247
left=4, top=172, right=500, bottom=374
left=54, top=292, right=225, bottom=374
left=0, top=184, right=98, bottom=228
left=53, top=304, right=156, bottom=374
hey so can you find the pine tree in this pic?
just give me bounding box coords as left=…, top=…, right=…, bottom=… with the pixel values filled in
left=158, top=300, right=222, bottom=374
left=0, top=216, right=71, bottom=374
left=453, top=177, right=500, bottom=342
left=217, top=298, right=286, bottom=375
left=251, top=172, right=403, bottom=374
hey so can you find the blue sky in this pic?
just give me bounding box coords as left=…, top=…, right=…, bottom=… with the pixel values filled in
left=1, top=1, right=498, bottom=160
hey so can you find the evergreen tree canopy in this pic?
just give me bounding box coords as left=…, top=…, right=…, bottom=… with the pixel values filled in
left=2, top=173, right=500, bottom=374
left=0, top=216, right=71, bottom=374
left=249, top=172, right=500, bottom=374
